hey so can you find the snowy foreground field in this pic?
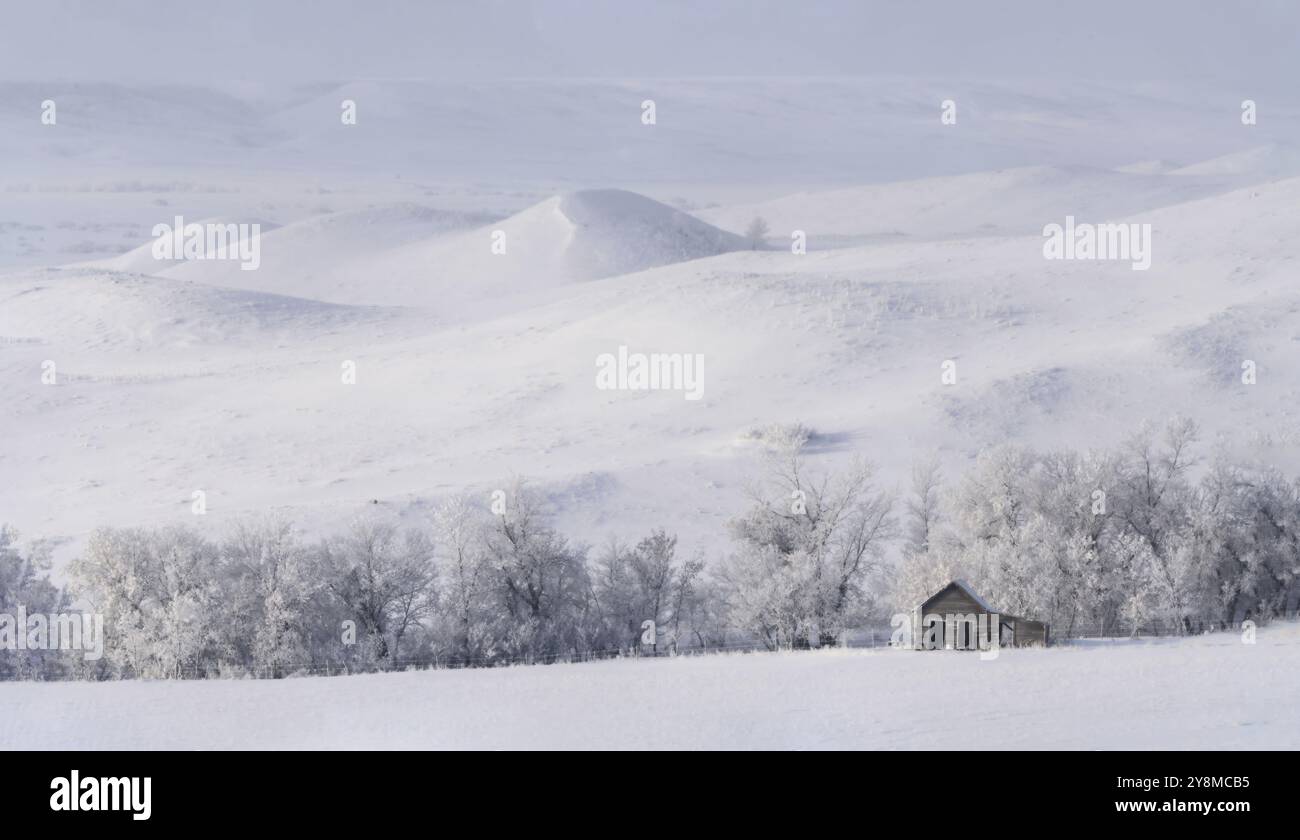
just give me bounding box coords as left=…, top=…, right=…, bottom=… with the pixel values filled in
left=4, top=624, right=1297, bottom=750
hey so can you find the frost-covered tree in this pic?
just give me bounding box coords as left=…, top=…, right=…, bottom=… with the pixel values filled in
left=482, top=481, right=590, bottom=660
left=723, top=434, right=894, bottom=647
left=744, top=216, right=770, bottom=249
left=940, top=446, right=1046, bottom=617
left=675, top=569, right=728, bottom=649
left=591, top=529, right=703, bottom=653
left=666, top=553, right=705, bottom=652
left=1184, top=461, right=1300, bottom=626
left=894, top=456, right=956, bottom=610
left=1109, top=530, right=1160, bottom=636
left=431, top=496, right=498, bottom=665
left=929, top=445, right=1124, bottom=634
left=1112, top=418, right=1199, bottom=630
left=1034, top=449, right=1122, bottom=635
left=220, top=518, right=309, bottom=677
left=315, top=517, right=436, bottom=667
left=719, top=542, right=809, bottom=649
left=0, top=526, right=69, bottom=679
left=628, top=531, right=677, bottom=649
left=71, top=525, right=224, bottom=678
left=591, top=536, right=638, bottom=650
left=905, top=456, right=942, bottom=557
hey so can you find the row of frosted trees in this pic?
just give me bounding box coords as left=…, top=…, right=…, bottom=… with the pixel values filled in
left=896, top=418, right=1300, bottom=637
left=685, top=417, right=1299, bottom=647
left=2, top=484, right=721, bottom=679
left=2, top=417, right=1297, bottom=679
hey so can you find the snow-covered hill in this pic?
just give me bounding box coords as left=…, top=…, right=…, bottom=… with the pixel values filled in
left=1171, top=142, right=1300, bottom=177
left=94, top=190, right=744, bottom=314
left=100, top=204, right=495, bottom=279
left=0, top=267, right=407, bottom=354
left=4, top=167, right=1300, bottom=563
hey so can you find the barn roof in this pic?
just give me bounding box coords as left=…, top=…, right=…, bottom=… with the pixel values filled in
left=920, top=579, right=1000, bottom=613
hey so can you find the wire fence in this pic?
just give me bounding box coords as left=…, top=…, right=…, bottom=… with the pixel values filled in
left=5, top=628, right=900, bottom=681
left=1053, top=618, right=1255, bottom=641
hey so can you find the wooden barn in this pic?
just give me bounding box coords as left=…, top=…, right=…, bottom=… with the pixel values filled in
left=910, top=580, right=1049, bottom=650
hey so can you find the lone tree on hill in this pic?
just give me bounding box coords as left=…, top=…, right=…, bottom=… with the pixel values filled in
left=744, top=216, right=770, bottom=250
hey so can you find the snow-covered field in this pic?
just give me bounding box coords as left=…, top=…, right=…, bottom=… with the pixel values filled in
left=4, top=624, right=1296, bottom=750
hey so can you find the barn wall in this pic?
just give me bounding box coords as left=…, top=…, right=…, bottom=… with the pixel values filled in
left=919, top=587, right=992, bottom=650
left=1014, top=620, right=1049, bottom=647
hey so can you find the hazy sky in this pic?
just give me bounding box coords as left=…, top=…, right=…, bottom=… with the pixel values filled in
left=2, top=0, right=1297, bottom=93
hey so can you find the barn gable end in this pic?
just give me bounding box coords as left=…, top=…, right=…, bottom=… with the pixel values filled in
left=920, top=579, right=996, bottom=616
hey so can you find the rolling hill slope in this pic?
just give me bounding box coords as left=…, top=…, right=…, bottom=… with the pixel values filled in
left=695, top=163, right=1252, bottom=245
left=4, top=168, right=1299, bottom=563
